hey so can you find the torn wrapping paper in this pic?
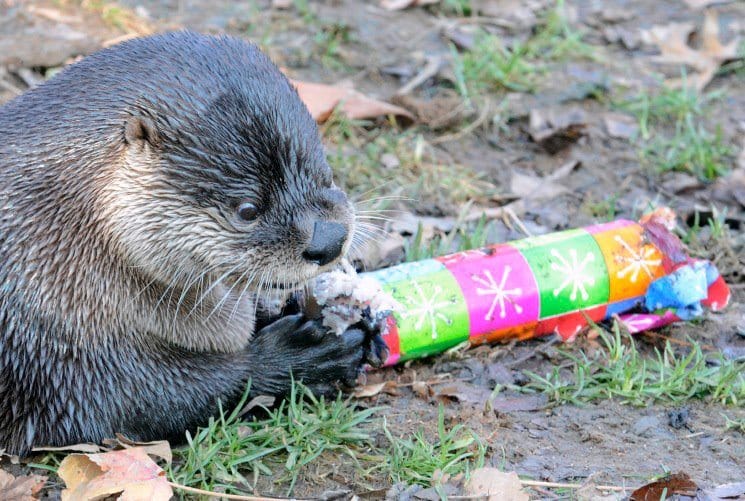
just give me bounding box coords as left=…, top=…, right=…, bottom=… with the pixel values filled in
left=360, top=213, right=730, bottom=366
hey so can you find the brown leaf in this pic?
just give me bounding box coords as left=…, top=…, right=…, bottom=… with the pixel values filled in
left=435, top=382, right=494, bottom=406
left=603, top=113, right=639, bottom=140
left=707, top=481, right=745, bottom=499
left=411, top=380, right=431, bottom=399
left=490, top=394, right=548, bottom=413
left=58, top=447, right=173, bottom=501
left=642, top=11, right=741, bottom=90
left=354, top=380, right=399, bottom=398
left=32, top=443, right=103, bottom=453
left=292, top=80, right=415, bottom=123
left=465, top=468, right=529, bottom=501
left=528, top=107, right=586, bottom=154
left=0, top=469, right=47, bottom=501
left=630, top=472, right=698, bottom=501
left=113, top=435, right=172, bottom=465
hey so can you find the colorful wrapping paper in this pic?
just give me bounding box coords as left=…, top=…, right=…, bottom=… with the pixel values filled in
left=362, top=217, right=731, bottom=366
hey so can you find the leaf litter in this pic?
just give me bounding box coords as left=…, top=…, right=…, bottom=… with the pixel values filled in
left=58, top=447, right=172, bottom=501
left=0, top=469, right=47, bottom=501
left=641, top=10, right=742, bottom=90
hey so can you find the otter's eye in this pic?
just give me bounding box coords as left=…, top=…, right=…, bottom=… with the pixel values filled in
left=236, top=201, right=258, bottom=222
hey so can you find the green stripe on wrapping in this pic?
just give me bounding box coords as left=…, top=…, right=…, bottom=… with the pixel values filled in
left=509, top=228, right=586, bottom=249
left=382, top=269, right=470, bottom=360
left=516, top=230, right=610, bottom=318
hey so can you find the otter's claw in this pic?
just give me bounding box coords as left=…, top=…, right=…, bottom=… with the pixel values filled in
left=249, top=312, right=388, bottom=397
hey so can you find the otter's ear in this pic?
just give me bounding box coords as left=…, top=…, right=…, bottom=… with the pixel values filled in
left=124, top=116, right=161, bottom=148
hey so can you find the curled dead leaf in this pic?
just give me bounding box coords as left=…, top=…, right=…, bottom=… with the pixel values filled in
left=58, top=447, right=173, bottom=501
left=435, top=382, right=494, bottom=406
left=528, top=107, right=586, bottom=154
left=0, top=469, right=47, bottom=501
left=292, top=80, right=415, bottom=123
left=112, top=435, right=172, bottom=465
left=354, top=380, right=400, bottom=398
left=630, top=472, right=698, bottom=501
left=411, top=380, right=431, bottom=399
left=32, top=443, right=103, bottom=454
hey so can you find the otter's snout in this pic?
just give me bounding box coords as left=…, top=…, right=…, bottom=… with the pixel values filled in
left=302, top=221, right=347, bottom=266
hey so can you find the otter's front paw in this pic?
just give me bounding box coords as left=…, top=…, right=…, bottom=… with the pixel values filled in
left=249, top=313, right=388, bottom=397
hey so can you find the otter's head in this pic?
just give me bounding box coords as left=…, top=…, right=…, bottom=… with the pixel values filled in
left=101, top=33, right=354, bottom=298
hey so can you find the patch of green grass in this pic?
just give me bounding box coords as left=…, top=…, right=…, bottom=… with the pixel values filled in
left=381, top=406, right=485, bottom=485
left=292, top=0, right=317, bottom=23
left=440, top=0, right=472, bottom=16
left=522, top=322, right=745, bottom=406
left=404, top=211, right=491, bottom=262
left=314, top=21, right=352, bottom=70
left=617, top=85, right=723, bottom=139
left=325, top=119, right=497, bottom=209
left=680, top=206, right=730, bottom=247
left=641, top=115, right=732, bottom=180
left=170, top=382, right=378, bottom=495
left=526, top=0, right=598, bottom=62
left=723, top=414, right=745, bottom=433
left=582, top=193, right=619, bottom=222
left=451, top=34, right=536, bottom=98
left=614, top=81, right=732, bottom=181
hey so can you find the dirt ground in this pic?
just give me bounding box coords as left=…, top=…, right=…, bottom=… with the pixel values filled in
left=1, top=0, right=744, bottom=499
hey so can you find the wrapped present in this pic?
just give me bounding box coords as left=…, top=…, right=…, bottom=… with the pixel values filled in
left=361, top=212, right=730, bottom=366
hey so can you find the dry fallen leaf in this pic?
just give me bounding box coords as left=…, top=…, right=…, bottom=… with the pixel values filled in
left=380, top=0, right=438, bottom=11
left=603, top=112, right=639, bottom=140
left=630, top=472, right=698, bottom=501
left=528, top=107, right=587, bottom=154
left=706, top=481, right=745, bottom=499
left=292, top=80, right=415, bottom=123
left=642, top=10, right=741, bottom=90
left=111, top=435, right=172, bottom=465
left=58, top=447, right=173, bottom=501
left=354, top=380, right=400, bottom=398
left=0, top=469, right=47, bottom=501
left=411, top=380, right=432, bottom=399
left=32, top=443, right=103, bottom=454
left=510, top=160, right=580, bottom=201
left=435, top=382, right=495, bottom=406
left=465, top=468, right=529, bottom=501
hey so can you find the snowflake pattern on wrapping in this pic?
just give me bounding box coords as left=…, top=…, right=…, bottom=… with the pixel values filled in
left=472, top=266, right=523, bottom=321
left=614, top=235, right=662, bottom=283
left=550, top=248, right=596, bottom=301
left=400, top=280, right=453, bottom=339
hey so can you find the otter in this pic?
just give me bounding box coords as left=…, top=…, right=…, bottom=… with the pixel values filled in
left=0, top=31, right=387, bottom=457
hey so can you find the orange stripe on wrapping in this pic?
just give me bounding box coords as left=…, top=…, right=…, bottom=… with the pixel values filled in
left=592, top=223, right=665, bottom=304
left=469, top=321, right=540, bottom=345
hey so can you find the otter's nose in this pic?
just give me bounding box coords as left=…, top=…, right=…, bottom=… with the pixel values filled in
left=302, top=221, right=347, bottom=266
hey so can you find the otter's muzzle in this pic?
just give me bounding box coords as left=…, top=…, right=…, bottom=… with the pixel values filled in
left=302, top=221, right=347, bottom=266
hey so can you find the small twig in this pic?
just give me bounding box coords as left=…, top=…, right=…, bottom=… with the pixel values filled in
left=395, top=55, right=444, bottom=96
left=520, top=479, right=630, bottom=492
left=432, top=98, right=492, bottom=144
left=168, top=482, right=307, bottom=501
left=639, top=331, right=715, bottom=351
